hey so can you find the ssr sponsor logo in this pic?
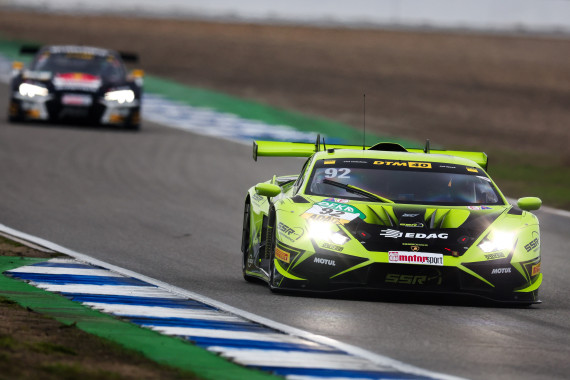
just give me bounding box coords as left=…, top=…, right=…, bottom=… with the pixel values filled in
left=380, top=229, right=448, bottom=240
left=491, top=267, right=511, bottom=274
left=373, top=161, right=432, bottom=169
left=524, top=237, right=540, bottom=252
left=388, top=251, right=444, bottom=266
left=531, top=263, right=541, bottom=276
left=385, top=273, right=442, bottom=285
left=277, top=222, right=303, bottom=242
left=321, top=242, right=344, bottom=252
left=275, top=247, right=290, bottom=263
left=485, top=252, right=506, bottom=260
left=313, top=257, right=336, bottom=266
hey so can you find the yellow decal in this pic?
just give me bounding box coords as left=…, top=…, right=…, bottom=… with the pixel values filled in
left=467, top=167, right=478, bottom=173
left=324, top=160, right=335, bottom=164
left=373, top=161, right=431, bottom=169
left=275, top=247, right=290, bottom=263
left=408, top=162, right=432, bottom=169
left=531, top=263, right=541, bottom=276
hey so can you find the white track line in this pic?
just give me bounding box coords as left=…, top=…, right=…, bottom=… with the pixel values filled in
left=0, top=222, right=465, bottom=380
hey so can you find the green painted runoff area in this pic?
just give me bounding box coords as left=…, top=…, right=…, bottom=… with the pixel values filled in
left=0, top=256, right=279, bottom=380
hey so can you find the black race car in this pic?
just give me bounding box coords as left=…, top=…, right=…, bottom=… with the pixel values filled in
left=8, top=45, right=143, bottom=130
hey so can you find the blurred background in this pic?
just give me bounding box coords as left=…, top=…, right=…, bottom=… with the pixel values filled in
left=0, top=0, right=569, bottom=208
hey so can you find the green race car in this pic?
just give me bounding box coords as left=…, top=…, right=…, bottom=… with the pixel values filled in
left=242, top=138, right=542, bottom=303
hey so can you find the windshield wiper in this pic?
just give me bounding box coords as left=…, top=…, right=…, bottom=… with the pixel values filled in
left=323, top=179, right=393, bottom=203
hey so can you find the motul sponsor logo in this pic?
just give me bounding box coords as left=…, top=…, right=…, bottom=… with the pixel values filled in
left=388, top=251, right=443, bottom=266
left=380, top=229, right=448, bottom=240
left=491, top=267, right=511, bottom=274
left=314, top=257, right=336, bottom=266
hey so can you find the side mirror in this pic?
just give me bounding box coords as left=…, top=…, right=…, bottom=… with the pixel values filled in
left=517, top=197, right=542, bottom=211
left=129, top=69, right=144, bottom=86
left=255, top=183, right=281, bottom=198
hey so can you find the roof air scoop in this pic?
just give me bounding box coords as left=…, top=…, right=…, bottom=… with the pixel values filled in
left=368, top=142, right=408, bottom=152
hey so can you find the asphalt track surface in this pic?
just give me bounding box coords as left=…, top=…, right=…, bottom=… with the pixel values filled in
left=1, top=82, right=569, bottom=380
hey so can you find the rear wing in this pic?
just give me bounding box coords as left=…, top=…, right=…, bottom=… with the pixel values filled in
left=18, top=45, right=138, bottom=63
left=253, top=139, right=488, bottom=171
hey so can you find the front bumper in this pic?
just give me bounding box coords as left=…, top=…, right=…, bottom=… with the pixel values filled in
left=272, top=241, right=541, bottom=303
left=10, top=93, right=139, bottom=126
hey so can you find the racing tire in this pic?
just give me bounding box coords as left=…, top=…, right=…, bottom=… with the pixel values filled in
left=241, top=201, right=256, bottom=282
left=267, top=210, right=278, bottom=292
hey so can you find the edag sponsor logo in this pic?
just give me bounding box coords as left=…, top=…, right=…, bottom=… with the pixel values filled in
left=388, top=251, right=444, bottom=266
left=380, top=229, right=448, bottom=240
left=373, top=161, right=432, bottom=169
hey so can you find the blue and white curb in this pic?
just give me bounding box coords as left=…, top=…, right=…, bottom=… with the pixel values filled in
left=1, top=224, right=463, bottom=380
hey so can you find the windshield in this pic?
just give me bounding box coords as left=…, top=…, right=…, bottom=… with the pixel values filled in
left=305, top=158, right=504, bottom=206
left=32, top=52, right=125, bottom=81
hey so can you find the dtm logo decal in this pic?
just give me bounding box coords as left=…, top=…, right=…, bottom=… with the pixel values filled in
left=373, top=161, right=432, bottom=169
left=491, top=267, right=511, bottom=274
left=313, top=257, right=336, bottom=266
left=380, top=229, right=448, bottom=239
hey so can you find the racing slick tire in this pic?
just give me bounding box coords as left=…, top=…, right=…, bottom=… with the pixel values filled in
left=267, top=209, right=279, bottom=292
left=241, top=201, right=256, bottom=282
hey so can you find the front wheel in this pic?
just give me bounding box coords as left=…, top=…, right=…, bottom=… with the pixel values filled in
left=241, top=202, right=256, bottom=282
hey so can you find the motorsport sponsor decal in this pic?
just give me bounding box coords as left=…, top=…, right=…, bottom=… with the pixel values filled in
left=302, top=200, right=365, bottom=224
left=524, top=233, right=540, bottom=252
left=313, top=256, right=336, bottom=266
left=277, top=222, right=304, bottom=242
left=275, top=246, right=291, bottom=263
left=466, top=167, right=479, bottom=173
left=324, top=160, right=335, bottom=164
left=410, top=245, right=420, bottom=252
left=373, top=161, right=432, bottom=169
left=320, top=242, right=344, bottom=252
left=491, top=267, right=511, bottom=274
left=484, top=252, right=506, bottom=260
left=388, top=251, right=444, bottom=266
left=467, top=206, right=492, bottom=210
left=380, top=229, right=448, bottom=240
left=401, top=213, right=419, bottom=217
left=532, top=263, right=541, bottom=276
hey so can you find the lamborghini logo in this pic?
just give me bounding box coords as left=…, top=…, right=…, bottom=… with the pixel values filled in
left=411, top=246, right=420, bottom=252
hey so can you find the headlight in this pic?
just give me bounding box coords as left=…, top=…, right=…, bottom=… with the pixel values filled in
left=308, top=220, right=350, bottom=245
left=104, top=89, right=135, bottom=104
left=19, top=83, right=49, bottom=98
left=478, top=231, right=516, bottom=253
